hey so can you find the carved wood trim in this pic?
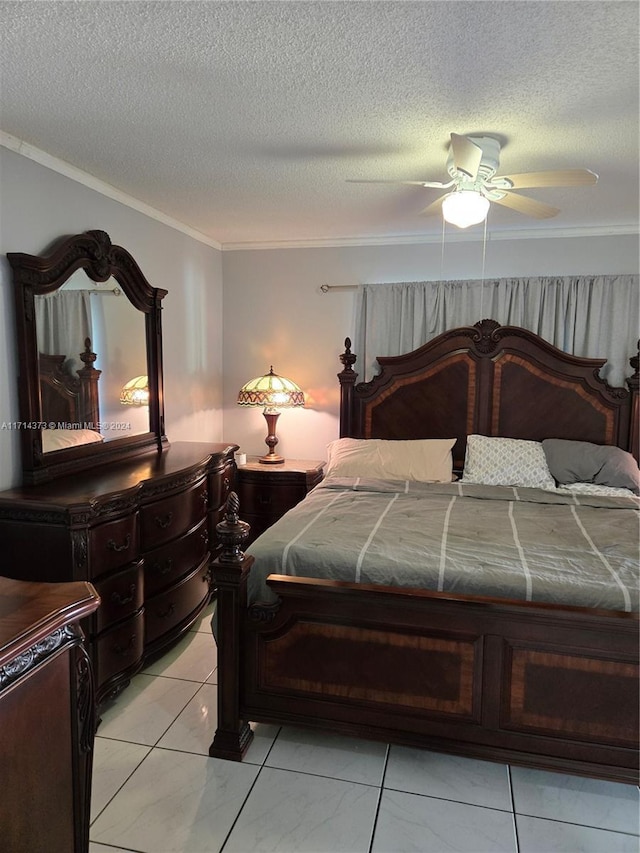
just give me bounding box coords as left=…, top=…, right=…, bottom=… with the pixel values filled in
left=260, top=621, right=479, bottom=717
left=506, top=647, right=639, bottom=744
left=492, top=354, right=616, bottom=440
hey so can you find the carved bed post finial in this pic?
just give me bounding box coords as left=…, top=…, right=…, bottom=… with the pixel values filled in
left=210, top=491, right=255, bottom=761
left=338, top=338, right=358, bottom=438
left=339, top=337, right=357, bottom=373
left=216, top=492, right=250, bottom=564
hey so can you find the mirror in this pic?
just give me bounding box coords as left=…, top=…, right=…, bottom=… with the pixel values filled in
left=9, top=230, right=167, bottom=484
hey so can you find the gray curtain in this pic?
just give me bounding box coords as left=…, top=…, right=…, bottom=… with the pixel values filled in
left=354, top=275, right=639, bottom=387
left=35, top=290, right=93, bottom=376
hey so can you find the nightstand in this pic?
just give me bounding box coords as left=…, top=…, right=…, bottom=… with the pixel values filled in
left=235, top=458, right=325, bottom=544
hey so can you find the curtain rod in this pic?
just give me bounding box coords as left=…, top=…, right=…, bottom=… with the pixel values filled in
left=320, top=284, right=358, bottom=293
left=88, top=287, right=121, bottom=296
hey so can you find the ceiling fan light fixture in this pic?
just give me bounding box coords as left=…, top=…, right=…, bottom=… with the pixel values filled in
left=442, top=191, right=490, bottom=229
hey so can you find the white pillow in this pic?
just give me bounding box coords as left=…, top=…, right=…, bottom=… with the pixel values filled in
left=557, top=482, right=639, bottom=498
left=461, top=434, right=556, bottom=490
left=42, top=428, right=104, bottom=452
left=325, top=437, right=456, bottom=483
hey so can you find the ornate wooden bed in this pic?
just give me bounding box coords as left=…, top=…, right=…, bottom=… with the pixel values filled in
left=38, top=337, right=101, bottom=428
left=211, top=320, right=639, bottom=783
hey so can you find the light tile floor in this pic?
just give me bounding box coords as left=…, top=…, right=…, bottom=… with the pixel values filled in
left=90, top=604, right=639, bottom=853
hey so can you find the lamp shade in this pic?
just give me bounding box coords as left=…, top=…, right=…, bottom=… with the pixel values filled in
left=237, top=367, right=304, bottom=464
left=442, top=190, right=490, bottom=229
left=120, top=375, right=149, bottom=406
left=237, top=367, right=305, bottom=410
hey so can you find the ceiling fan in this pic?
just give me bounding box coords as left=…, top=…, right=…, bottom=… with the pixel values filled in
left=347, top=133, right=598, bottom=228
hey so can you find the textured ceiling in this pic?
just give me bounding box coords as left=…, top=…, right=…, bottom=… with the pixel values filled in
left=0, top=1, right=638, bottom=247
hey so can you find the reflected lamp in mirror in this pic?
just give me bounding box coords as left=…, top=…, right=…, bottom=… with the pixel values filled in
left=120, top=375, right=149, bottom=407
left=237, top=367, right=305, bottom=464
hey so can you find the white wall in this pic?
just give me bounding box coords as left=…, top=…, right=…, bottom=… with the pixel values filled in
left=222, top=234, right=639, bottom=461
left=2, top=146, right=637, bottom=481
left=0, top=147, right=224, bottom=489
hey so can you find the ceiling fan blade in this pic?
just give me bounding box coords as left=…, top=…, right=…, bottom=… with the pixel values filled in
left=491, top=169, right=598, bottom=189
left=419, top=194, right=449, bottom=216
left=492, top=192, right=559, bottom=219
left=346, top=179, right=453, bottom=188
left=450, top=133, right=483, bottom=180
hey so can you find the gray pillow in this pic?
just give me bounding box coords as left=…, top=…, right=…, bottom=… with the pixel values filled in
left=542, top=439, right=640, bottom=494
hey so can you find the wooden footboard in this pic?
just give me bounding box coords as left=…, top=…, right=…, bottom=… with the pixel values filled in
left=212, top=563, right=639, bottom=784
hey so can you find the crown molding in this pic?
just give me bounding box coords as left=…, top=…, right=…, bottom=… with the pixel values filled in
left=221, top=223, right=639, bottom=251
left=0, top=131, right=222, bottom=250
left=3, top=132, right=637, bottom=253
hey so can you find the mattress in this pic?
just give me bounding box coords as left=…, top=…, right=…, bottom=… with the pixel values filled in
left=245, top=478, right=640, bottom=613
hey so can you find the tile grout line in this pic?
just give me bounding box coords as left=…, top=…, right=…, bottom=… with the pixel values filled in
left=368, top=742, right=391, bottom=853
left=218, top=726, right=285, bottom=852
left=508, top=765, right=521, bottom=853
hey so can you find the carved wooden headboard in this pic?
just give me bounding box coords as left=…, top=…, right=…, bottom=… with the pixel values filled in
left=338, top=320, right=639, bottom=470
left=39, top=338, right=101, bottom=428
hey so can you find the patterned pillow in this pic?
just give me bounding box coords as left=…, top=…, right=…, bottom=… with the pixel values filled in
left=461, top=434, right=556, bottom=489
left=557, top=482, right=639, bottom=498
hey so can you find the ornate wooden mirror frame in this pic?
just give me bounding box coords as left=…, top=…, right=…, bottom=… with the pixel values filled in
left=9, top=230, right=168, bottom=484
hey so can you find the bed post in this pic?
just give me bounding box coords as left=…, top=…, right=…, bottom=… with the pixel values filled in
left=77, top=338, right=101, bottom=427
left=338, top=337, right=358, bottom=437
left=627, top=341, right=639, bottom=462
left=209, top=492, right=255, bottom=761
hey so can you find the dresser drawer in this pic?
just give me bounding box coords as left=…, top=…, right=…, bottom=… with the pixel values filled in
left=145, top=557, right=210, bottom=647
left=208, top=461, right=234, bottom=510
left=94, top=610, right=144, bottom=693
left=89, top=514, right=139, bottom=577
left=93, top=561, right=144, bottom=633
left=140, top=480, right=208, bottom=549
left=144, top=518, right=209, bottom=597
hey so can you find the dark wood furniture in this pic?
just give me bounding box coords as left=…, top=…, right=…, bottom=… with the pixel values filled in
left=0, top=442, right=235, bottom=705
left=8, top=230, right=167, bottom=485
left=3, top=230, right=237, bottom=705
left=235, top=458, right=324, bottom=544
left=0, top=576, right=100, bottom=853
left=211, top=320, right=639, bottom=784
left=38, top=338, right=101, bottom=428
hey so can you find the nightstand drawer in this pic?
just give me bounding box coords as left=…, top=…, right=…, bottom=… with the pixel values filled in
left=234, top=458, right=324, bottom=544
left=237, top=480, right=306, bottom=517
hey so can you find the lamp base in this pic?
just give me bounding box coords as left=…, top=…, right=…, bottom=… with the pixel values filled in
left=260, top=410, right=285, bottom=464
left=258, top=453, right=285, bottom=465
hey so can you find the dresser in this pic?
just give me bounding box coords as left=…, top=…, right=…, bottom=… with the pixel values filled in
left=0, top=442, right=235, bottom=704
left=0, top=575, right=99, bottom=853
left=235, top=457, right=324, bottom=544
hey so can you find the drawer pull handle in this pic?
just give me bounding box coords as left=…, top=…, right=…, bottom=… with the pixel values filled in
left=258, top=494, right=272, bottom=506
left=153, top=557, right=173, bottom=575
left=111, top=584, right=136, bottom=606
left=223, top=477, right=230, bottom=489
left=157, top=603, right=176, bottom=619
left=114, top=635, right=137, bottom=657
left=155, top=513, right=173, bottom=529
left=107, top=534, right=131, bottom=553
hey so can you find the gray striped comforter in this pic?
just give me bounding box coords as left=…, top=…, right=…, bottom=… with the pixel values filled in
left=246, top=478, right=640, bottom=613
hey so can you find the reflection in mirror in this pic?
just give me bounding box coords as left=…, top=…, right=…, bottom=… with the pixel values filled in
left=34, top=270, right=149, bottom=448
left=8, top=229, right=167, bottom=485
